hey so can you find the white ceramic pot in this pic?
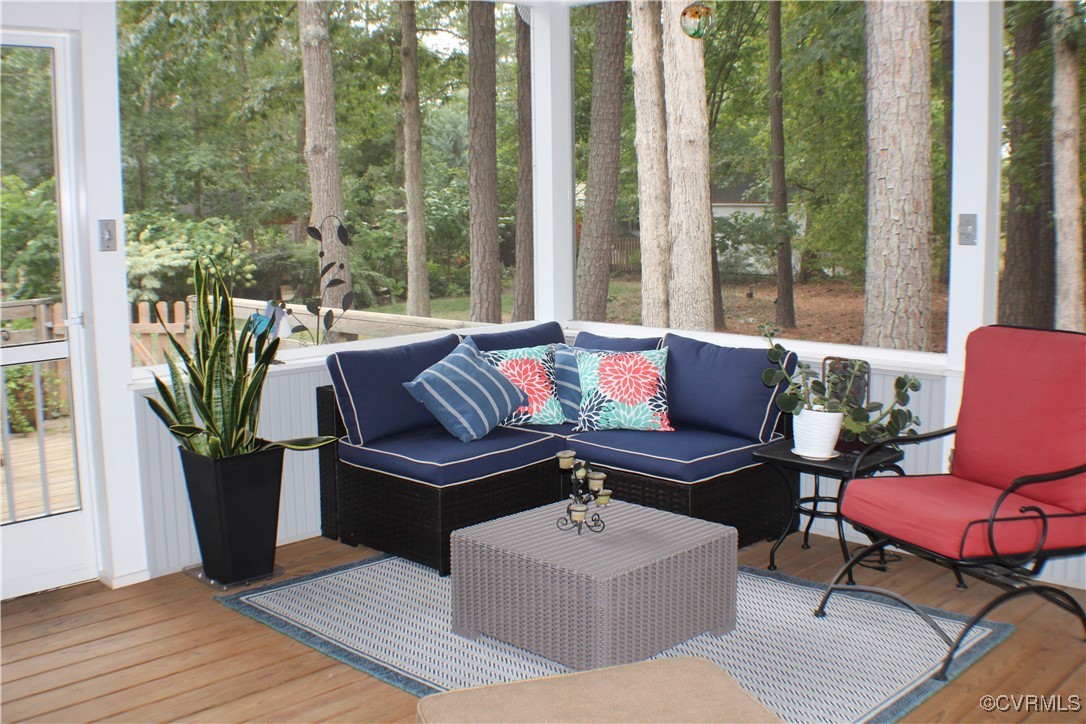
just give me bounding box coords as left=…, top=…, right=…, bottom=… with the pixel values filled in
left=792, top=408, right=844, bottom=460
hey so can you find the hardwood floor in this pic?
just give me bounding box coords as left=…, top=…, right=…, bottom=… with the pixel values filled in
left=2, top=534, right=1083, bottom=723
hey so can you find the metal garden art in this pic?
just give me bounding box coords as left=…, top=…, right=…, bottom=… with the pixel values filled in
left=147, top=259, right=335, bottom=585
left=281, top=214, right=355, bottom=345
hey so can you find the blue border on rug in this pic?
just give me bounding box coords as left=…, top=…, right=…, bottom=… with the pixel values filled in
left=218, top=557, right=1015, bottom=721
left=216, top=554, right=441, bottom=699
left=745, top=565, right=1015, bottom=722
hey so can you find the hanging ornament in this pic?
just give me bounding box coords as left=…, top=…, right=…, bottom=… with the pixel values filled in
left=680, top=2, right=715, bottom=39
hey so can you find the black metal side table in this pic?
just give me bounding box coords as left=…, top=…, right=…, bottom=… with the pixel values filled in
left=753, top=438, right=904, bottom=584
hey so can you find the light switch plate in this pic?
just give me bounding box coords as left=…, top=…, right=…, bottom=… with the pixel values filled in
left=958, top=214, right=977, bottom=246
left=98, top=219, right=117, bottom=252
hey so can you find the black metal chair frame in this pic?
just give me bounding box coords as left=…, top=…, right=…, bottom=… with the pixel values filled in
left=814, top=427, right=1086, bottom=681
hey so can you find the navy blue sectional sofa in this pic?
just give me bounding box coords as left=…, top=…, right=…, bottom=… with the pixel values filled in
left=318, top=322, right=798, bottom=574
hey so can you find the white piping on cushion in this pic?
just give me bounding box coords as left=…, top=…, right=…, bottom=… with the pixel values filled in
left=327, top=353, right=365, bottom=446
left=336, top=437, right=556, bottom=488
left=568, top=435, right=765, bottom=484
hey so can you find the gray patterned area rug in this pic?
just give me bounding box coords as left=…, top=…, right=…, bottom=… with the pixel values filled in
left=218, top=555, right=1011, bottom=723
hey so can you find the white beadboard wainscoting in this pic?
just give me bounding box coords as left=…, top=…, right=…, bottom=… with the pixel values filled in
left=133, top=361, right=333, bottom=577
left=131, top=325, right=1085, bottom=589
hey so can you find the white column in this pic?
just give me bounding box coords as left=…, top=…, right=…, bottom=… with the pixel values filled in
left=943, top=0, right=1003, bottom=452
left=524, top=2, right=576, bottom=323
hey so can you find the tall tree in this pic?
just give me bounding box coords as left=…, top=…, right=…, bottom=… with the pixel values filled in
left=577, top=2, right=628, bottom=322
left=662, top=0, right=714, bottom=331
left=767, top=0, right=795, bottom=328
left=862, top=0, right=933, bottom=350
left=468, top=1, right=501, bottom=323
left=999, top=1, right=1055, bottom=328
left=631, top=1, right=670, bottom=328
left=512, top=9, right=535, bottom=322
left=1052, top=0, right=1084, bottom=332
left=401, top=0, right=430, bottom=318
left=299, top=0, right=350, bottom=317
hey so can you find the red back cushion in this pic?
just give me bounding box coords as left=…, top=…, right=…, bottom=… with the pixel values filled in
left=952, top=326, right=1086, bottom=512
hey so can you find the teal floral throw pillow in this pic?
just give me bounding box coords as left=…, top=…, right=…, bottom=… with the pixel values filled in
left=573, top=348, right=674, bottom=432
left=478, top=343, right=567, bottom=426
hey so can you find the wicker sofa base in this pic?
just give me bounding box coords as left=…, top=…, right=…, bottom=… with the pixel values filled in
left=319, top=386, right=796, bottom=569
left=573, top=463, right=799, bottom=547
left=336, top=459, right=562, bottom=575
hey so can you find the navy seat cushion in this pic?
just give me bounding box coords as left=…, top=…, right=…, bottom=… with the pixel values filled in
left=326, top=335, right=458, bottom=445
left=664, top=333, right=795, bottom=443
left=568, top=426, right=766, bottom=484
left=337, top=426, right=562, bottom=487
left=465, top=321, right=566, bottom=352
left=573, top=331, right=662, bottom=351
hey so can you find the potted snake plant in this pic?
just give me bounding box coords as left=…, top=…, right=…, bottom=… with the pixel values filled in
left=147, top=260, right=335, bottom=585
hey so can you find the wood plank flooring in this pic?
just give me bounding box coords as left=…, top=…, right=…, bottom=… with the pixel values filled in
left=2, top=534, right=1083, bottom=723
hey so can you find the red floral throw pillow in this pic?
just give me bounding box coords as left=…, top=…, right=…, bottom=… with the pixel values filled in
left=573, top=348, right=673, bottom=432
left=478, top=343, right=566, bottom=426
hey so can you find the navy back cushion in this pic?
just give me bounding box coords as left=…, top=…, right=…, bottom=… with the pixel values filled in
left=466, top=321, right=566, bottom=351
left=326, top=334, right=459, bottom=445
left=573, top=331, right=661, bottom=351
left=663, top=333, right=795, bottom=442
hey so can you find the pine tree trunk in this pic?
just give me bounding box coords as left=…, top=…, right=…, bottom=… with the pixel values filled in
left=938, top=0, right=953, bottom=284
left=768, top=0, right=795, bottom=328
left=662, top=0, right=714, bottom=331
left=512, top=10, right=535, bottom=322
left=401, top=0, right=430, bottom=318
left=1052, top=0, right=1085, bottom=332
left=577, top=2, right=628, bottom=322
left=632, top=0, right=670, bottom=329
left=862, top=0, right=933, bottom=351
left=999, top=1, right=1055, bottom=329
left=469, top=1, right=501, bottom=324
left=299, top=0, right=350, bottom=333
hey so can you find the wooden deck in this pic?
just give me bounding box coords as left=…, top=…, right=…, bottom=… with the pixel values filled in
left=2, top=535, right=1083, bottom=723
left=1, top=418, right=79, bottom=524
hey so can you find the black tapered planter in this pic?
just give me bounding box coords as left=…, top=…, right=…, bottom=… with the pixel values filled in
left=179, top=445, right=285, bottom=585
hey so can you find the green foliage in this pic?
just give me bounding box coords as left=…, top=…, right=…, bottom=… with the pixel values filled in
left=0, top=176, right=60, bottom=300
left=1, top=46, right=56, bottom=189
left=760, top=323, right=922, bottom=443
left=125, top=211, right=256, bottom=302
left=713, top=212, right=794, bottom=279
left=146, top=260, right=335, bottom=458
left=4, top=366, right=65, bottom=434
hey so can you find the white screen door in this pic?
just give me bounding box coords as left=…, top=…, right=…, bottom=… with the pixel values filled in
left=1, top=32, right=98, bottom=599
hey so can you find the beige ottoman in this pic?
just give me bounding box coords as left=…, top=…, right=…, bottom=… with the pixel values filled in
left=415, top=657, right=779, bottom=723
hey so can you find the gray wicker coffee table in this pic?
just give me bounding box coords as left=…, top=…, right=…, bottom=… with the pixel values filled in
left=450, top=500, right=737, bottom=671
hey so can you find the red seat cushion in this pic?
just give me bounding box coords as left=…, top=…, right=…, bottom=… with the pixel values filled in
left=841, top=474, right=1086, bottom=561
left=952, top=327, right=1086, bottom=512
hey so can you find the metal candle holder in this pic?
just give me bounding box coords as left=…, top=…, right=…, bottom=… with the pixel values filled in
left=555, top=452, right=612, bottom=535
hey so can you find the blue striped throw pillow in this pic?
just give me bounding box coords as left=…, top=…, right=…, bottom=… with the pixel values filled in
left=403, top=337, right=528, bottom=442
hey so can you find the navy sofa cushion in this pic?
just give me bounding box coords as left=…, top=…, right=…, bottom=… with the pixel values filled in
left=465, top=321, right=565, bottom=352
left=664, top=333, right=795, bottom=443
left=567, top=427, right=765, bottom=484
left=573, top=331, right=662, bottom=351
left=403, top=338, right=527, bottom=442
left=326, top=335, right=458, bottom=445
left=507, top=422, right=578, bottom=438
left=337, top=425, right=562, bottom=487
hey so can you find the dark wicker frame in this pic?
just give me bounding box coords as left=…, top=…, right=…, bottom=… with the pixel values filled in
left=318, top=385, right=797, bottom=571
left=567, top=465, right=797, bottom=548
left=318, top=386, right=561, bottom=574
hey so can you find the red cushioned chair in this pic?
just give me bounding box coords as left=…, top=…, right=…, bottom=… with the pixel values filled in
left=814, top=325, right=1086, bottom=680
